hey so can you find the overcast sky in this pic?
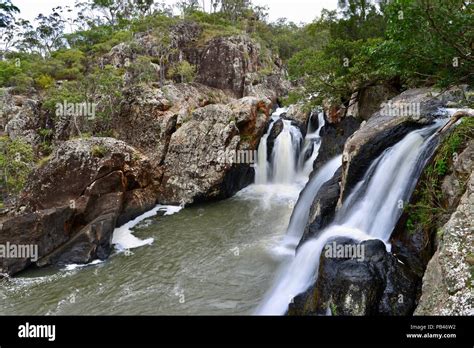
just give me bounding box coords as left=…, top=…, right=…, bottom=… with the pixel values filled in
left=13, top=0, right=339, bottom=25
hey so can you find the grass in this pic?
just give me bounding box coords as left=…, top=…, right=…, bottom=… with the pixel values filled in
left=91, top=145, right=108, bottom=158
left=405, top=117, right=474, bottom=234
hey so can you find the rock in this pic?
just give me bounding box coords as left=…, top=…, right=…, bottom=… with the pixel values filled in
left=196, top=35, right=261, bottom=98
left=0, top=137, right=158, bottom=275
left=289, top=239, right=418, bottom=316
left=346, top=84, right=399, bottom=121
left=116, top=83, right=229, bottom=164
left=415, top=171, right=474, bottom=315
left=285, top=103, right=311, bottom=126
left=266, top=119, right=284, bottom=159
left=158, top=97, right=271, bottom=205
left=196, top=35, right=288, bottom=102
left=340, top=87, right=464, bottom=201
left=3, top=93, right=41, bottom=146
left=298, top=168, right=342, bottom=248
left=313, top=116, right=361, bottom=172
left=0, top=206, right=75, bottom=275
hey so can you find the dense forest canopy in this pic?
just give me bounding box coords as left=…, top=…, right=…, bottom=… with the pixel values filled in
left=0, top=0, right=472, bottom=107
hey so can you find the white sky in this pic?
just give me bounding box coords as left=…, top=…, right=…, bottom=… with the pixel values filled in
left=13, top=0, right=338, bottom=25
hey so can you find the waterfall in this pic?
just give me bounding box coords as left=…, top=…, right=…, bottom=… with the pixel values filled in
left=256, top=120, right=445, bottom=315
left=281, top=155, right=342, bottom=250
left=272, top=120, right=303, bottom=184
left=255, top=108, right=323, bottom=185
left=299, top=111, right=325, bottom=178
left=255, top=108, right=287, bottom=185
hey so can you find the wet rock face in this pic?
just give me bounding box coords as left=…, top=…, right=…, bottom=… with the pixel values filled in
left=298, top=168, right=342, bottom=248
left=313, top=116, right=361, bottom=172
left=266, top=119, right=283, bottom=159
left=289, top=239, right=418, bottom=316
left=340, top=87, right=467, bottom=201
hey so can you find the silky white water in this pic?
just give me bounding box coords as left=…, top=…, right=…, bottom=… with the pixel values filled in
left=257, top=121, right=444, bottom=315
left=281, top=155, right=342, bottom=250
left=272, top=120, right=302, bottom=184
left=299, top=111, right=325, bottom=178
left=255, top=108, right=287, bottom=185
left=255, top=108, right=323, bottom=186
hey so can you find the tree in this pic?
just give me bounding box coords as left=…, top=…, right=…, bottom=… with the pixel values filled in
left=19, top=9, right=66, bottom=56
left=175, top=0, right=200, bottom=16
left=217, top=0, right=252, bottom=21
left=0, top=0, right=19, bottom=28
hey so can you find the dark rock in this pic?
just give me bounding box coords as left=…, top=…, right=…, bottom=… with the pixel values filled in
left=298, top=168, right=342, bottom=248
left=37, top=213, right=117, bottom=266
left=266, top=119, right=283, bottom=159
left=313, top=116, right=360, bottom=172
left=289, top=238, right=418, bottom=316
left=0, top=206, right=75, bottom=275
left=346, top=84, right=400, bottom=121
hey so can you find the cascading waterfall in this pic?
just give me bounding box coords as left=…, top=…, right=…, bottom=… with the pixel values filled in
left=272, top=120, right=303, bottom=184
left=281, top=155, right=342, bottom=250
left=255, top=108, right=286, bottom=185
left=299, top=111, right=326, bottom=178
left=256, top=120, right=446, bottom=315
left=255, top=108, right=325, bottom=186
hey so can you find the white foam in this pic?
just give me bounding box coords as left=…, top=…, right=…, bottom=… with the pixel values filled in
left=63, top=259, right=104, bottom=271
left=112, top=205, right=183, bottom=251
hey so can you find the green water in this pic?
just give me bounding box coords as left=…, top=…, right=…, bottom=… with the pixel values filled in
left=0, top=185, right=298, bottom=315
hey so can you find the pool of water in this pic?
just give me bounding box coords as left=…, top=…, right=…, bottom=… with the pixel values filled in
left=0, top=184, right=301, bottom=315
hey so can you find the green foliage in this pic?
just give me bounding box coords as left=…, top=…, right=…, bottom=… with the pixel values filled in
left=91, top=144, right=108, bottom=158
left=168, top=60, right=197, bottom=83
left=0, top=136, right=34, bottom=195
left=127, top=56, right=159, bottom=84
left=35, top=74, right=55, bottom=90
left=405, top=117, right=474, bottom=233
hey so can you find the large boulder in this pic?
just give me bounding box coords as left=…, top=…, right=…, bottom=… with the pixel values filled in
left=115, top=83, right=229, bottom=164
left=196, top=35, right=289, bottom=102
left=346, top=84, right=399, bottom=121
left=196, top=35, right=261, bottom=98
left=340, top=87, right=467, bottom=201
left=289, top=239, right=418, bottom=316
left=158, top=97, right=271, bottom=204
left=0, top=138, right=157, bottom=276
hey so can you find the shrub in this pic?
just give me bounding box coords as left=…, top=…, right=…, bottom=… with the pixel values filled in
left=0, top=136, right=35, bottom=195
